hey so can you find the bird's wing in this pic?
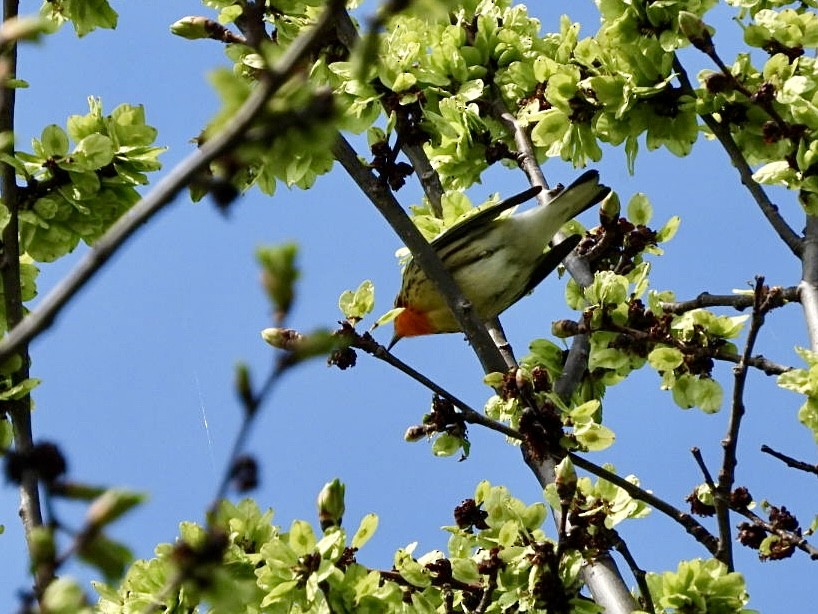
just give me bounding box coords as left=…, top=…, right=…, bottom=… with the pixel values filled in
left=517, top=234, right=582, bottom=299
left=429, top=186, right=542, bottom=252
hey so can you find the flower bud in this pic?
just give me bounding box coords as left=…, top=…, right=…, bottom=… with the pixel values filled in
left=317, top=478, right=345, bottom=530
left=170, top=16, right=212, bottom=40
left=552, top=319, right=580, bottom=338
left=678, top=11, right=713, bottom=53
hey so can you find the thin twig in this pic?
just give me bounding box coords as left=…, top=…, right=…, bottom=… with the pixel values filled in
left=673, top=55, right=802, bottom=256
left=352, top=332, right=522, bottom=439
left=716, top=277, right=769, bottom=569
left=661, top=286, right=799, bottom=314
left=610, top=531, right=655, bottom=614
left=734, top=506, right=818, bottom=560
left=559, top=319, right=792, bottom=376
left=0, top=0, right=49, bottom=599
left=761, top=444, right=818, bottom=477
left=570, top=452, right=720, bottom=557
left=332, top=134, right=509, bottom=374
left=0, top=3, right=344, bottom=365
left=691, top=447, right=717, bottom=490
left=486, top=94, right=595, bottom=399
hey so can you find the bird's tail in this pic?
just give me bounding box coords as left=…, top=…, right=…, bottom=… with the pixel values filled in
left=545, top=170, right=611, bottom=223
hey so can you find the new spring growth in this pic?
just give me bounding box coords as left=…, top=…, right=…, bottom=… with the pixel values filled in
left=317, top=478, right=345, bottom=530
left=234, top=362, right=256, bottom=416
left=555, top=457, right=578, bottom=508
left=678, top=11, right=714, bottom=54
left=86, top=489, right=146, bottom=531
left=261, top=328, right=344, bottom=364
left=257, top=243, right=299, bottom=323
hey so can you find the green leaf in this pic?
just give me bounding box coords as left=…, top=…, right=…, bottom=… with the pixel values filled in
left=693, top=377, right=723, bottom=413
left=73, top=133, right=114, bottom=170
left=352, top=513, right=378, bottom=549
left=395, top=548, right=430, bottom=588
left=648, top=346, right=683, bottom=371
left=627, top=193, right=652, bottom=225
left=288, top=519, right=316, bottom=556
left=752, top=160, right=796, bottom=186
left=497, top=520, right=519, bottom=547
left=657, top=216, right=681, bottom=243
left=86, top=488, right=146, bottom=529
left=585, top=271, right=630, bottom=306
left=432, top=433, right=462, bottom=457
left=41, top=124, right=69, bottom=157
left=574, top=422, right=616, bottom=452
left=43, top=0, right=118, bottom=37
left=0, top=377, right=40, bottom=400
left=798, top=398, right=818, bottom=443
left=78, top=532, right=133, bottom=582
left=338, top=280, right=375, bottom=320
left=41, top=578, right=91, bottom=614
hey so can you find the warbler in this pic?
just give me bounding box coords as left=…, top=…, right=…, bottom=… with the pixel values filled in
left=389, top=170, right=610, bottom=348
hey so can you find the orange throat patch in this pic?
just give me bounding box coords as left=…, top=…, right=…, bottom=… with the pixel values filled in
left=394, top=307, right=436, bottom=339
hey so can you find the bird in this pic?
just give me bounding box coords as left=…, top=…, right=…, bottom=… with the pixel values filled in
left=388, top=170, right=610, bottom=349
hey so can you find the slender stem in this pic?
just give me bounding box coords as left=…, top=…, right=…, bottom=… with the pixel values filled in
left=488, top=91, right=635, bottom=614
left=661, top=286, right=799, bottom=314
left=760, top=444, right=818, bottom=477
left=333, top=8, right=445, bottom=214
left=611, top=532, right=655, bottom=614
left=716, top=277, right=768, bottom=569
left=570, top=452, right=720, bottom=556
left=354, top=334, right=521, bottom=439
left=0, top=0, right=49, bottom=600
left=673, top=55, right=802, bottom=256
left=734, top=506, right=818, bottom=560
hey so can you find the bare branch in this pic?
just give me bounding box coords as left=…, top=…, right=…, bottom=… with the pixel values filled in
left=571, top=453, right=720, bottom=557
left=734, top=506, right=818, bottom=561
left=487, top=92, right=636, bottom=614
left=716, top=277, right=770, bottom=569
left=761, top=444, right=818, bottom=477
left=672, top=55, right=802, bottom=256
left=611, top=532, right=655, bottom=614
left=486, top=94, right=595, bottom=399
left=351, top=330, right=522, bottom=439
left=0, top=0, right=48, bottom=598
left=661, top=286, right=799, bottom=314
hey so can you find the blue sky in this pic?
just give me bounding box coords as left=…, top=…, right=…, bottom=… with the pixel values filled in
left=1, top=1, right=815, bottom=611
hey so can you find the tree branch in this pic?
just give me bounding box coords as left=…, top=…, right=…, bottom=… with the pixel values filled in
left=661, top=286, right=799, bottom=314
left=487, top=92, right=636, bottom=613
left=0, top=0, right=48, bottom=599
left=672, top=55, right=803, bottom=257
left=331, top=134, right=509, bottom=374
left=0, top=1, right=346, bottom=365
left=570, top=453, right=720, bottom=557
left=351, top=331, right=522, bottom=439
left=761, top=444, right=818, bottom=477
left=715, top=277, right=770, bottom=569
left=800, top=215, right=818, bottom=350
left=332, top=8, right=445, bottom=214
